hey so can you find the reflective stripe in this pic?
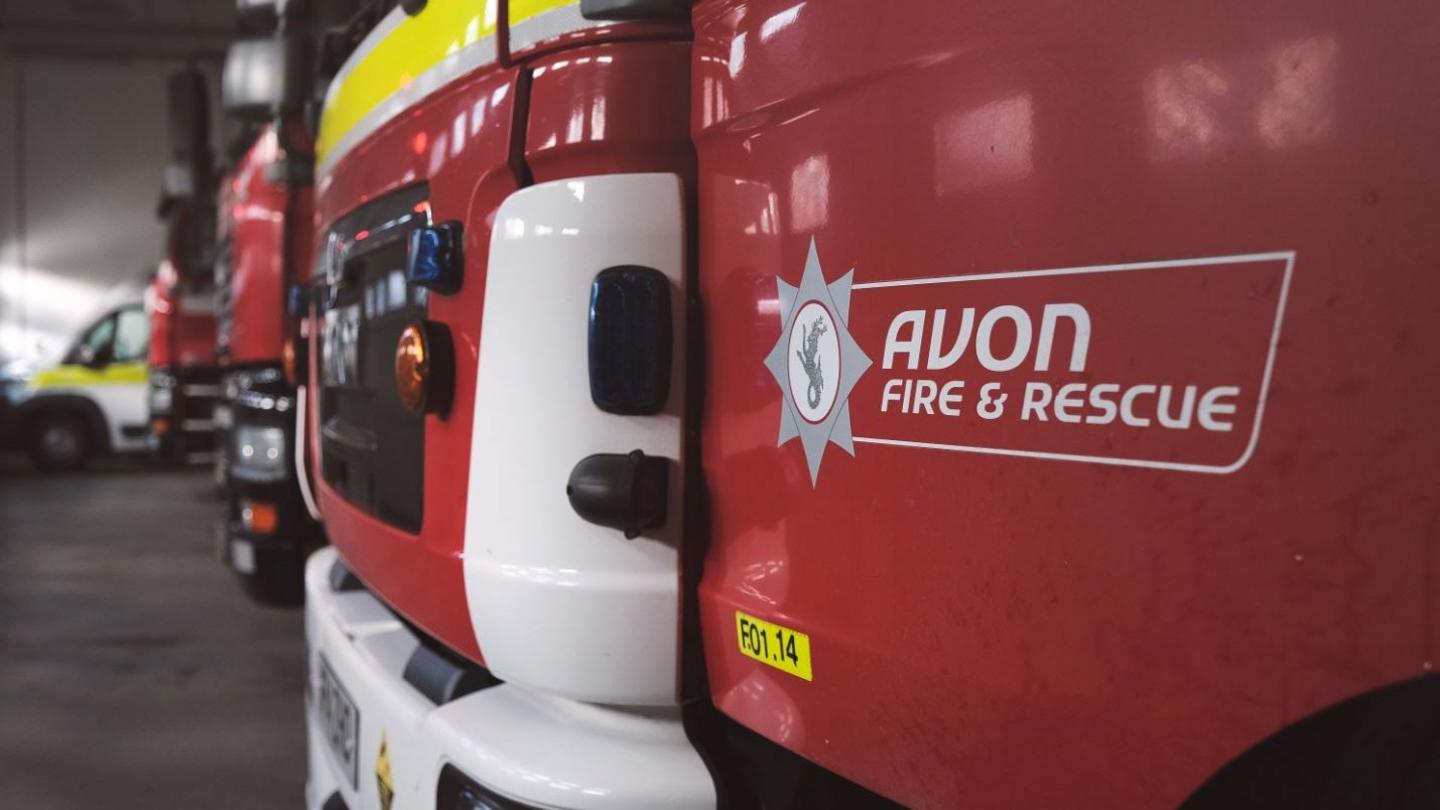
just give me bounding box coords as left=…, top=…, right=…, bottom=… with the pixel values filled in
left=22, top=367, right=150, bottom=453
left=316, top=0, right=501, bottom=178
left=30, top=362, right=147, bottom=389
left=508, top=0, right=606, bottom=55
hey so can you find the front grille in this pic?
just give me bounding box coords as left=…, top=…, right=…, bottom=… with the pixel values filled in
left=214, top=237, right=235, bottom=359
left=172, top=365, right=221, bottom=456
left=316, top=184, right=430, bottom=532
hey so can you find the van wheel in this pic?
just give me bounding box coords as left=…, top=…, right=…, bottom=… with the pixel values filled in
left=28, top=413, right=89, bottom=471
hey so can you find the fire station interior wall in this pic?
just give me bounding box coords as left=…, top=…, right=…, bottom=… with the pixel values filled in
left=0, top=55, right=224, bottom=366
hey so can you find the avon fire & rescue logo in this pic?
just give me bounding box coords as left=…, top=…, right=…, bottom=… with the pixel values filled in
left=767, top=243, right=1294, bottom=484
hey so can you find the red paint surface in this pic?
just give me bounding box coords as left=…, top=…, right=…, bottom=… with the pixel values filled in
left=524, top=40, right=694, bottom=184
left=220, top=126, right=315, bottom=366
left=147, top=201, right=217, bottom=370
left=692, top=1, right=1439, bottom=806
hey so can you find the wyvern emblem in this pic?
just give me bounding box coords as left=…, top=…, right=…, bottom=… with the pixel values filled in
left=797, top=317, right=828, bottom=409
left=765, top=240, right=872, bottom=484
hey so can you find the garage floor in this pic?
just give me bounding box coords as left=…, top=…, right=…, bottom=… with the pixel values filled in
left=0, top=453, right=306, bottom=808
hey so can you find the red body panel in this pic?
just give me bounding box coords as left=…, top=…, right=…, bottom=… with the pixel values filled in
left=147, top=203, right=218, bottom=371
left=312, top=64, right=521, bottom=662
left=221, top=128, right=315, bottom=366
left=524, top=40, right=693, bottom=185
left=693, top=1, right=1439, bottom=807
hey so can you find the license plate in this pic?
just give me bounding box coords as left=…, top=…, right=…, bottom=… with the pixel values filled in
left=321, top=304, right=361, bottom=386
left=317, top=655, right=360, bottom=788
left=230, top=538, right=256, bottom=574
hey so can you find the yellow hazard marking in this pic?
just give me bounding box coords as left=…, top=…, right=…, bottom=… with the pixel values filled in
left=735, top=610, right=813, bottom=682
left=30, top=362, right=146, bottom=389
left=316, top=0, right=500, bottom=167
left=375, top=733, right=395, bottom=810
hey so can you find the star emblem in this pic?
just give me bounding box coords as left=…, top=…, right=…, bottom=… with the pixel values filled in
left=764, top=239, right=872, bottom=485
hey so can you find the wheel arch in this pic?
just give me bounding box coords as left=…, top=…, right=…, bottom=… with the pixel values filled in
left=1182, top=674, right=1440, bottom=808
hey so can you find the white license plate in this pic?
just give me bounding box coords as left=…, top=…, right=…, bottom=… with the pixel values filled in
left=321, top=304, right=361, bottom=386
left=230, top=538, right=256, bottom=574
left=317, top=655, right=360, bottom=789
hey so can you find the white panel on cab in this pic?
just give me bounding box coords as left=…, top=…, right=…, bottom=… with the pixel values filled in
left=464, top=173, right=686, bottom=706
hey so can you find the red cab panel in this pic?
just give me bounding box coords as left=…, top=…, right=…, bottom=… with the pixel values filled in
left=693, top=1, right=1439, bottom=806
left=219, top=127, right=315, bottom=366
left=147, top=204, right=217, bottom=372
left=524, top=39, right=693, bottom=183
left=312, top=64, right=523, bottom=662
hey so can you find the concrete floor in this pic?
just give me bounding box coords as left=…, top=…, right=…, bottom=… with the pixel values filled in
left=0, top=452, right=307, bottom=808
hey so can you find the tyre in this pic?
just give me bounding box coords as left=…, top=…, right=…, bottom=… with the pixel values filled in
left=27, top=412, right=90, bottom=471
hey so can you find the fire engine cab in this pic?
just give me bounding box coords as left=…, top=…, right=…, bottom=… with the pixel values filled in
left=236, top=0, right=1440, bottom=807
left=215, top=3, right=329, bottom=602
left=148, top=67, right=222, bottom=465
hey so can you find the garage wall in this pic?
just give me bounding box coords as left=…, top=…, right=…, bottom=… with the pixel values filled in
left=0, top=0, right=233, bottom=367
left=0, top=57, right=172, bottom=364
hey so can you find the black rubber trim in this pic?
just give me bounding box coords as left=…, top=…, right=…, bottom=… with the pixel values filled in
left=402, top=641, right=501, bottom=705
left=581, top=0, right=690, bottom=21
left=328, top=559, right=363, bottom=592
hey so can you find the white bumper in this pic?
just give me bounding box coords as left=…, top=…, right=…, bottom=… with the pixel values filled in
left=304, top=548, right=715, bottom=810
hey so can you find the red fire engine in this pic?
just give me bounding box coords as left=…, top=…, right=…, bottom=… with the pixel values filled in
left=229, top=0, right=1440, bottom=807
left=148, top=67, right=222, bottom=465
left=211, top=114, right=325, bottom=603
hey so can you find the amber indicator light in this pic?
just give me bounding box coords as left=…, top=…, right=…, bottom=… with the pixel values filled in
left=395, top=321, right=454, bottom=416
left=241, top=500, right=278, bottom=535
left=395, top=323, right=430, bottom=413
left=282, top=334, right=306, bottom=387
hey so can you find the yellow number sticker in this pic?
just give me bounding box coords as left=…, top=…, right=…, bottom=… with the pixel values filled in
left=735, top=610, right=813, bottom=681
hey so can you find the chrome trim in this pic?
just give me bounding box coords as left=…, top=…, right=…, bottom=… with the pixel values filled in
left=509, top=4, right=607, bottom=55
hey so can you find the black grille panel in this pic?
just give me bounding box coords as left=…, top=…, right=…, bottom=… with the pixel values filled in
left=316, top=184, right=430, bottom=532
left=214, top=236, right=235, bottom=359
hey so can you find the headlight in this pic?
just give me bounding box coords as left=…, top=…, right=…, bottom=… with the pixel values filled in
left=149, top=385, right=174, bottom=414
left=232, top=424, right=287, bottom=482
